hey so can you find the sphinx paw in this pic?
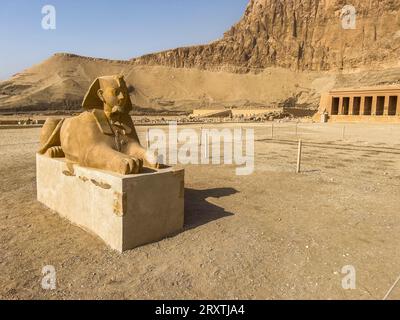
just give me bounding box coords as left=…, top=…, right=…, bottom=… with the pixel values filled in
left=45, top=146, right=65, bottom=158
left=118, top=157, right=143, bottom=175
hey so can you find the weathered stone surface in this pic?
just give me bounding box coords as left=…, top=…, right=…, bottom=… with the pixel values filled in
left=132, top=0, right=400, bottom=72
left=36, top=154, right=185, bottom=252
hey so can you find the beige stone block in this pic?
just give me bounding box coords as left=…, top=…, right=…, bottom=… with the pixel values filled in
left=36, top=154, right=184, bottom=252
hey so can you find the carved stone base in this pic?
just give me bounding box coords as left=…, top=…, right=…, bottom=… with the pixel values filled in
left=36, top=154, right=184, bottom=252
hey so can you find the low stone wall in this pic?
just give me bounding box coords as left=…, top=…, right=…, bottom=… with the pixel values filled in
left=192, top=108, right=282, bottom=118
left=329, top=115, right=400, bottom=123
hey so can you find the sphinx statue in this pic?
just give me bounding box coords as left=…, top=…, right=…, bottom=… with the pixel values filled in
left=38, top=75, right=159, bottom=174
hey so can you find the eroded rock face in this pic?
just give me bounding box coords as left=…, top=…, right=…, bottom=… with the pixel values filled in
left=132, top=0, right=400, bottom=72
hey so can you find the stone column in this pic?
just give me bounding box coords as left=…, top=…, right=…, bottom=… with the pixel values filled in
left=326, top=96, right=333, bottom=114
left=349, top=96, right=354, bottom=115
left=383, top=95, right=390, bottom=116
left=338, top=97, right=344, bottom=115
left=360, top=96, right=365, bottom=115
left=321, top=94, right=332, bottom=114
left=371, top=96, right=377, bottom=116
left=397, top=96, right=400, bottom=116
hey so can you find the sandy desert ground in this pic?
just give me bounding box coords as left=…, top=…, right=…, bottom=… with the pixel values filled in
left=1, top=122, right=400, bottom=300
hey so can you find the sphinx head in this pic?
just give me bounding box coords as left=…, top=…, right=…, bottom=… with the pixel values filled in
left=82, top=75, right=133, bottom=118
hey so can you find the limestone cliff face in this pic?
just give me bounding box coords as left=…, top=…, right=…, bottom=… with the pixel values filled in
left=132, top=0, right=400, bottom=72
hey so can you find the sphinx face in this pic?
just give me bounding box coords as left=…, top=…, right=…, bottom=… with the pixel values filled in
left=98, top=79, right=130, bottom=116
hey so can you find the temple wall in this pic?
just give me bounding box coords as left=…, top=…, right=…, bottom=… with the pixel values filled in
left=320, top=86, right=400, bottom=122
left=192, top=108, right=282, bottom=118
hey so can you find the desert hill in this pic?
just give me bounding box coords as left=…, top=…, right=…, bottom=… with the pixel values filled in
left=1, top=0, right=400, bottom=113
left=0, top=53, right=323, bottom=113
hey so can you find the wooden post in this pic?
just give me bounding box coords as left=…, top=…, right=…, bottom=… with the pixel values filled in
left=296, top=140, right=302, bottom=174
left=203, top=131, right=208, bottom=159
left=199, top=127, right=202, bottom=146
left=271, top=123, right=274, bottom=139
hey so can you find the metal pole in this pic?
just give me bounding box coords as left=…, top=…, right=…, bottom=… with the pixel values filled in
left=296, top=139, right=302, bottom=174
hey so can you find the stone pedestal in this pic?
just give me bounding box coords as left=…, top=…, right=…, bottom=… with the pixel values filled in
left=36, top=154, right=184, bottom=252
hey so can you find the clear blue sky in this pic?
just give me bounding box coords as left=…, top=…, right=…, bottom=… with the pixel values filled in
left=0, top=0, right=249, bottom=80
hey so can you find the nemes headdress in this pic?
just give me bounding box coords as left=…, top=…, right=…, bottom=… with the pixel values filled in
left=82, top=75, right=133, bottom=112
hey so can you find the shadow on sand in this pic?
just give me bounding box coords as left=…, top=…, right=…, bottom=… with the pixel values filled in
left=184, top=187, right=238, bottom=230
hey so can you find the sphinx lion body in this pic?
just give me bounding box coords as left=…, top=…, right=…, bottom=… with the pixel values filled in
left=39, top=110, right=151, bottom=175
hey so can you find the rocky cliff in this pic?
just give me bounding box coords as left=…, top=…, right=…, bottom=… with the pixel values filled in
left=132, top=0, right=400, bottom=72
